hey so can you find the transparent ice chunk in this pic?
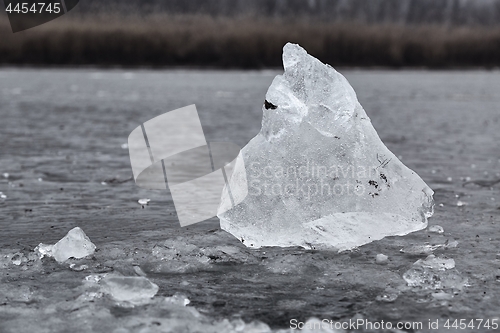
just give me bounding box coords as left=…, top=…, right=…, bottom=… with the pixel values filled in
left=35, top=227, right=96, bottom=263
left=218, top=43, right=434, bottom=251
left=403, top=255, right=467, bottom=290
left=101, top=275, right=159, bottom=304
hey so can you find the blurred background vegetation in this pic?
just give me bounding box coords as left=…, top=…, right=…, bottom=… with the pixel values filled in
left=2, top=0, right=500, bottom=68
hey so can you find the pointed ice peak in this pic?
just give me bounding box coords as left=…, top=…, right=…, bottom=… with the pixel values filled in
left=264, top=43, right=359, bottom=141
left=282, top=43, right=308, bottom=70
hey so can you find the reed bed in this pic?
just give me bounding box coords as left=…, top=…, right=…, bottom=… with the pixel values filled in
left=1, top=14, right=500, bottom=68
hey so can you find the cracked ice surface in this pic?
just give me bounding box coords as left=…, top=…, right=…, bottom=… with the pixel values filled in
left=218, top=43, right=434, bottom=251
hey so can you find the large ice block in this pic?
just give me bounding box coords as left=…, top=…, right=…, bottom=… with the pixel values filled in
left=218, top=43, right=434, bottom=251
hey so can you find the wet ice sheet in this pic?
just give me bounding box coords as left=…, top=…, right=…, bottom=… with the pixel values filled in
left=0, top=225, right=498, bottom=332
left=0, top=69, right=500, bottom=331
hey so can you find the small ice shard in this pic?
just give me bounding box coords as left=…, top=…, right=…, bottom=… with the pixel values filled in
left=403, top=255, right=467, bottom=290
left=2, top=173, right=9, bottom=178
left=456, top=200, right=467, bottom=207
left=84, top=273, right=107, bottom=285
left=101, top=275, right=159, bottom=304
left=0, top=192, right=6, bottom=199
left=376, top=287, right=400, bottom=302
left=133, top=265, right=147, bottom=277
left=69, top=263, right=88, bottom=271
left=218, top=43, right=434, bottom=250
left=414, top=255, right=455, bottom=270
left=35, top=227, right=96, bottom=263
left=10, top=253, right=23, bottom=266
left=376, top=293, right=398, bottom=303
left=428, top=225, right=444, bottom=234
left=34, top=243, right=54, bottom=259
left=375, top=254, right=388, bottom=265
left=138, top=198, right=151, bottom=206
left=400, top=244, right=442, bottom=255
left=76, top=291, right=104, bottom=302
left=400, top=240, right=458, bottom=255
left=164, top=293, right=191, bottom=306
left=51, top=227, right=96, bottom=262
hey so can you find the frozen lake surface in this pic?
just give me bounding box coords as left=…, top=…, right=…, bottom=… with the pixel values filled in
left=0, top=69, right=499, bottom=332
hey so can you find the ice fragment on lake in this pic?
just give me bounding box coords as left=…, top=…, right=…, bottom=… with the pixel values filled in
left=400, top=240, right=458, bottom=255
left=9, top=253, right=23, bottom=266
left=414, top=255, right=455, bottom=270
left=69, top=263, right=88, bottom=271
left=35, top=227, right=96, bottom=263
left=376, top=287, right=400, bottom=303
left=403, top=255, right=467, bottom=290
left=52, top=227, right=96, bottom=262
left=34, top=243, right=54, bottom=259
left=299, top=318, right=342, bottom=333
left=164, top=293, right=191, bottom=306
left=375, top=254, right=388, bottom=264
left=138, top=198, right=151, bottom=205
left=428, top=225, right=444, bottom=234
left=218, top=43, right=434, bottom=250
left=101, top=275, right=159, bottom=304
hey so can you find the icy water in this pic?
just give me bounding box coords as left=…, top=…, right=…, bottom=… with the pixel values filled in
left=0, top=69, right=499, bottom=332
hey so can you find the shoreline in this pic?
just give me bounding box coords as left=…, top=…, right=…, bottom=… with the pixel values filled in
left=2, top=15, right=500, bottom=68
